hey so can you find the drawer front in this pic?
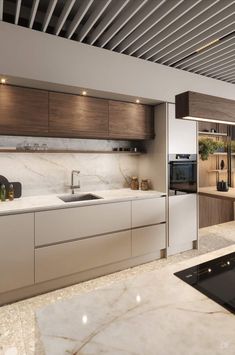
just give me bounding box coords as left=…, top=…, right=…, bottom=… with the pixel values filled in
left=35, top=202, right=131, bottom=246
left=132, top=224, right=166, bottom=257
left=0, top=213, right=34, bottom=293
left=132, top=197, right=166, bottom=228
left=35, top=230, right=131, bottom=283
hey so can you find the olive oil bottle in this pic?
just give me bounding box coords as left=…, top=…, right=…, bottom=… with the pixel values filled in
left=0, top=184, right=6, bottom=201
left=8, top=184, right=14, bottom=201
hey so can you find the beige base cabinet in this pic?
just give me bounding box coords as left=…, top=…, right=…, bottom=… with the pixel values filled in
left=0, top=197, right=167, bottom=304
left=35, top=230, right=131, bottom=283
left=132, top=197, right=166, bottom=227
left=0, top=213, right=34, bottom=293
left=132, top=224, right=165, bottom=257
left=168, top=194, right=197, bottom=254
left=35, top=202, right=131, bottom=246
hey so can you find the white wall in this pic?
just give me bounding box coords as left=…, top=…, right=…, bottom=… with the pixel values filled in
left=1, top=21, right=235, bottom=103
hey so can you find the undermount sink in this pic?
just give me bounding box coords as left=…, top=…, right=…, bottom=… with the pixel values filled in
left=58, top=193, right=102, bottom=203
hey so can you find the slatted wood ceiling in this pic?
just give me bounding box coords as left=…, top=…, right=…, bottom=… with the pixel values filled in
left=1, top=0, right=234, bottom=84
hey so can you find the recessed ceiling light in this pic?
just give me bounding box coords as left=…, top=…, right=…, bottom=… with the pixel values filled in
left=136, top=99, right=140, bottom=103
left=1, top=78, right=6, bottom=84
left=82, top=90, right=87, bottom=96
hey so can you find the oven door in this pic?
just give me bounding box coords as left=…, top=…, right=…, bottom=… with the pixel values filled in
left=169, top=160, right=197, bottom=195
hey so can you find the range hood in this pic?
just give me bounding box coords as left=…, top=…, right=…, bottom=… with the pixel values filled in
left=175, top=91, right=235, bottom=125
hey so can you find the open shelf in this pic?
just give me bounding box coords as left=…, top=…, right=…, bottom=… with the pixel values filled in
left=198, top=131, right=227, bottom=137
left=208, top=169, right=235, bottom=173
left=0, top=148, right=144, bottom=155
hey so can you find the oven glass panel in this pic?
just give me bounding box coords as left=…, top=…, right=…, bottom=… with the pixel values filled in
left=169, top=161, right=197, bottom=194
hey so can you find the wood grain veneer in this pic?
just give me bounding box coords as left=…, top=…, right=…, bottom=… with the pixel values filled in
left=176, top=91, right=235, bottom=124
left=199, top=195, right=234, bottom=228
left=109, top=100, right=154, bottom=140
left=49, top=92, right=109, bottom=138
left=0, top=85, right=48, bottom=134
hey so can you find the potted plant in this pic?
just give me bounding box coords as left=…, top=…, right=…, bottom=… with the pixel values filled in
left=199, top=138, right=224, bottom=161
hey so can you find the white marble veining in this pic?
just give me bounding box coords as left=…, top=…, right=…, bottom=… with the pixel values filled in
left=0, top=188, right=165, bottom=216
left=37, top=245, right=235, bottom=355
left=0, top=136, right=143, bottom=197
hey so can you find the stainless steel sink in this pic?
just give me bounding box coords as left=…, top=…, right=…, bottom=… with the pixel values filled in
left=59, top=193, right=102, bottom=203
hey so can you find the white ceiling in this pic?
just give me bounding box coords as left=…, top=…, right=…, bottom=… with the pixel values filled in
left=1, top=0, right=235, bottom=84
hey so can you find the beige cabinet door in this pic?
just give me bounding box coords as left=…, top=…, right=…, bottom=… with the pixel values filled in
left=132, top=197, right=166, bottom=228
left=169, top=194, right=198, bottom=249
left=35, top=230, right=131, bottom=283
left=0, top=213, right=34, bottom=293
left=35, top=202, right=131, bottom=246
left=132, top=224, right=166, bottom=257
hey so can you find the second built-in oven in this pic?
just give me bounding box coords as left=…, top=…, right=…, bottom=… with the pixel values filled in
left=168, top=154, right=197, bottom=196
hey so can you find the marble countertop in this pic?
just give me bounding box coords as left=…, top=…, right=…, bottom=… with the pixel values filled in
left=199, top=186, right=235, bottom=201
left=0, top=188, right=165, bottom=216
left=36, top=245, right=235, bottom=355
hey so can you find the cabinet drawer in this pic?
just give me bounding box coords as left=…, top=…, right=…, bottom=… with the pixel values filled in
left=35, top=230, right=131, bottom=283
left=132, top=197, right=166, bottom=228
left=132, top=224, right=166, bottom=257
left=35, top=202, right=131, bottom=246
left=0, top=213, right=34, bottom=293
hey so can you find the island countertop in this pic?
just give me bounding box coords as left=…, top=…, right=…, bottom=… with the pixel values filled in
left=0, top=188, right=165, bottom=216
left=199, top=186, right=235, bottom=201
left=36, top=245, right=235, bottom=355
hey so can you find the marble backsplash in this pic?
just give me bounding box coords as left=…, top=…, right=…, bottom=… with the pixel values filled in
left=0, top=136, right=141, bottom=197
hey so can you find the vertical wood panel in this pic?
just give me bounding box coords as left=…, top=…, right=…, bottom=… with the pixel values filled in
left=0, top=85, right=49, bottom=134
left=109, top=100, right=154, bottom=139
left=199, top=195, right=234, bottom=228
left=49, top=92, right=109, bottom=137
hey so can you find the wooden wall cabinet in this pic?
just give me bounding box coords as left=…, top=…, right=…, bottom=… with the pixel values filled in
left=49, top=92, right=109, bottom=138
left=0, top=85, right=154, bottom=140
left=109, top=100, right=154, bottom=140
left=0, top=85, right=48, bottom=135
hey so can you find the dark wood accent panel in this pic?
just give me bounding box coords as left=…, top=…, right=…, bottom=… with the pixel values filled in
left=109, top=100, right=154, bottom=140
left=176, top=91, right=235, bottom=124
left=49, top=92, right=109, bottom=138
left=0, top=85, right=48, bottom=135
left=199, top=195, right=234, bottom=228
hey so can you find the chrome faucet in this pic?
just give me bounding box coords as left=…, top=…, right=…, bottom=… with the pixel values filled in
left=71, top=170, right=80, bottom=194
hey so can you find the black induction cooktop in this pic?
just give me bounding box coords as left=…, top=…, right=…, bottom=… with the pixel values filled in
left=175, top=252, right=235, bottom=314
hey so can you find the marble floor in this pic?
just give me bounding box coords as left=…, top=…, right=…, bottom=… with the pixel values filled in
left=0, top=222, right=235, bottom=355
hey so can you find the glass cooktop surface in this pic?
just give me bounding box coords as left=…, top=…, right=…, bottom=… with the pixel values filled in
left=175, top=252, right=235, bottom=314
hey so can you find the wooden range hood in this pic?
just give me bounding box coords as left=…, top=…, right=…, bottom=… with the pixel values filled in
left=175, top=91, right=235, bottom=125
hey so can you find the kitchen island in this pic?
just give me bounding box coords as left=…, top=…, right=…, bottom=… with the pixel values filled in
left=199, top=186, right=235, bottom=201
left=199, top=187, right=235, bottom=227
left=36, top=245, right=235, bottom=355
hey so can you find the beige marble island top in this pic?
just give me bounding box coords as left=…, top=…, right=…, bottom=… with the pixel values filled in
left=36, top=245, right=235, bottom=355
left=0, top=188, right=165, bottom=216
left=199, top=186, right=235, bottom=201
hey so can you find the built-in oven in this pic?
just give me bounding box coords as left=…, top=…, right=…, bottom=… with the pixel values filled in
left=168, top=154, right=197, bottom=196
